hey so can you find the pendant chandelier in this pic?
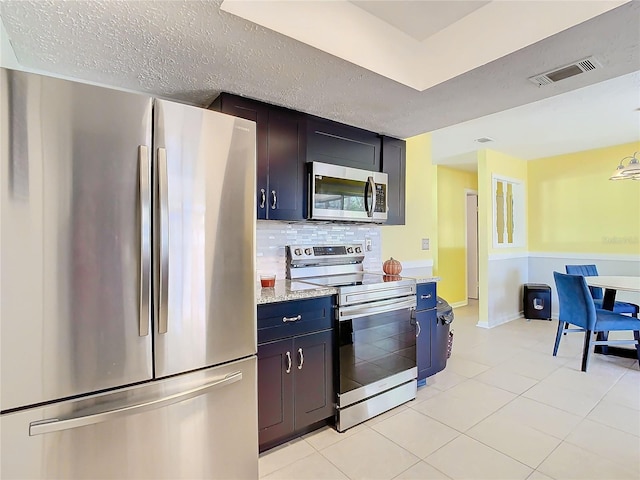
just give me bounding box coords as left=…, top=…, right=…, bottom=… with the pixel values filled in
left=609, top=152, right=640, bottom=180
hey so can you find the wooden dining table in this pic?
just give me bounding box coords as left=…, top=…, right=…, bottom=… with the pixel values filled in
left=585, top=275, right=640, bottom=358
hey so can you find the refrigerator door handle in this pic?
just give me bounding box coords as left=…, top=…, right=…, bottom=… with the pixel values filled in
left=157, top=147, right=169, bottom=334
left=139, top=145, right=151, bottom=337
left=29, top=371, right=243, bottom=436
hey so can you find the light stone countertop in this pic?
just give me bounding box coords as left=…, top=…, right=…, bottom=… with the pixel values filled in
left=256, top=270, right=437, bottom=305
left=256, top=280, right=337, bottom=305
left=368, top=268, right=440, bottom=284
left=399, top=268, right=440, bottom=284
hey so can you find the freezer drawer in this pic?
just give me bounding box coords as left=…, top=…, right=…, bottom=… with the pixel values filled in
left=0, top=356, right=258, bottom=480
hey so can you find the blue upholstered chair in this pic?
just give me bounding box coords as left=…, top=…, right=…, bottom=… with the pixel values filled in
left=553, top=272, right=640, bottom=372
left=565, top=264, right=639, bottom=317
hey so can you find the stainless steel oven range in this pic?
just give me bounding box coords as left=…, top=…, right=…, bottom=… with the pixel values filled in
left=286, top=244, right=417, bottom=432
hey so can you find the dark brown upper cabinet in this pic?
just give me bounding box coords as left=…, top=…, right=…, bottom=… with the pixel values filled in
left=211, top=94, right=406, bottom=224
left=210, top=93, right=306, bottom=221
left=381, top=136, right=406, bottom=225
left=306, top=116, right=381, bottom=171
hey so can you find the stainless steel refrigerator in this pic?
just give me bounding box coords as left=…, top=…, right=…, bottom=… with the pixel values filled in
left=0, top=68, right=258, bottom=479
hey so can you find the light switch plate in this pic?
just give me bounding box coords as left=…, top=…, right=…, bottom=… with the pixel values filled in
left=421, top=238, right=429, bottom=250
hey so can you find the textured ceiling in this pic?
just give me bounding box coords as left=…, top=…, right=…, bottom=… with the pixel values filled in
left=0, top=0, right=639, bottom=164
left=430, top=70, right=640, bottom=171
left=221, top=0, right=621, bottom=91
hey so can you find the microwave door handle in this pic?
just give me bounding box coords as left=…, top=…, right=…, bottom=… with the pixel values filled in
left=365, top=176, right=375, bottom=217
left=369, top=176, right=377, bottom=217
left=363, top=180, right=370, bottom=215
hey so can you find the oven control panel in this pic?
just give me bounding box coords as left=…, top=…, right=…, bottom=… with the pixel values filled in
left=286, top=244, right=367, bottom=279
left=287, top=244, right=364, bottom=259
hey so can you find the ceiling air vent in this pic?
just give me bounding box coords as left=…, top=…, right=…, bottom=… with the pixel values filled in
left=528, top=56, right=602, bottom=86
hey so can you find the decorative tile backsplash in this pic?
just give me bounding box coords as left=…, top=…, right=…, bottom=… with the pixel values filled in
left=256, top=221, right=382, bottom=280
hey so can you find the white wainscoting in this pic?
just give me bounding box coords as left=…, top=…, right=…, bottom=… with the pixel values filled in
left=528, top=253, right=640, bottom=318
left=480, top=253, right=529, bottom=328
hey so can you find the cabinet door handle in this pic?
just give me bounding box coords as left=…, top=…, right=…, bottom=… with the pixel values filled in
left=282, top=314, right=302, bottom=323
left=415, top=319, right=421, bottom=338
left=285, top=351, right=292, bottom=374
left=420, top=294, right=432, bottom=300
left=297, top=348, right=304, bottom=370
left=271, top=190, right=277, bottom=209
left=260, top=189, right=266, bottom=209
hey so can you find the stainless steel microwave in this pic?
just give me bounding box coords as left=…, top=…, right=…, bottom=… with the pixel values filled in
left=308, top=161, right=388, bottom=223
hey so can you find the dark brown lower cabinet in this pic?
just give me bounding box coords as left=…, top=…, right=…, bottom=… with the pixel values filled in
left=257, top=339, right=294, bottom=444
left=257, top=329, right=333, bottom=451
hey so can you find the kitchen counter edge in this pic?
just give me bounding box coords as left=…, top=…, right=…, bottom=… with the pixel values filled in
left=405, top=274, right=441, bottom=285
left=369, top=268, right=440, bottom=285
left=257, top=280, right=338, bottom=305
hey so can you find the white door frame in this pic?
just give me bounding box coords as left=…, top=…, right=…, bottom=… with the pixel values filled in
left=465, top=190, right=479, bottom=300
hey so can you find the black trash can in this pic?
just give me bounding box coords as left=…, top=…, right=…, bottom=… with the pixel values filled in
left=523, top=283, right=552, bottom=320
left=434, top=297, right=454, bottom=372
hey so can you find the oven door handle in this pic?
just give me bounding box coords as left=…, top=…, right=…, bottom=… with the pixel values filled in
left=338, top=296, right=416, bottom=321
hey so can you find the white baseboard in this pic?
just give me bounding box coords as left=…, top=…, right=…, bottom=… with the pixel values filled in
left=477, top=312, right=523, bottom=329
left=450, top=300, right=468, bottom=309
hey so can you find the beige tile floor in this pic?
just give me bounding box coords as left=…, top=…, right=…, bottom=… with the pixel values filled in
left=259, top=300, right=640, bottom=480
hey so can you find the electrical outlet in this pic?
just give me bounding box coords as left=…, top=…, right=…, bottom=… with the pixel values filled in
left=365, top=238, right=372, bottom=251
left=421, top=238, right=429, bottom=250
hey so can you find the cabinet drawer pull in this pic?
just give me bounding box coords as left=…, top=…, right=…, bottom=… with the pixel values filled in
left=271, top=190, right=277, bottom=209
left=415, top=320, right=421, bottom=338
left=298, top=348, right=304, bottom=370
left=282, top=314, right=302, bottom=323
left=420, top=294, right=432, bottom=300
left=285, top=351, right=292, bottom=374
left=260, top=189, right=266, bottom=209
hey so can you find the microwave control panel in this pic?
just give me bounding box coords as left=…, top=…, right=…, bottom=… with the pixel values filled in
left=375, top=184, right=386, bottom=213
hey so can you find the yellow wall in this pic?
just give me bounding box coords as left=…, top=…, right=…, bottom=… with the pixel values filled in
left=477, top=149, right=528, bottom=323
left=381, top=133, right=437, bottom=266
left=437, top=166, right=477, bottom=304
left=528, top=142, right=640, bottom=254
left=482, top=149, right=529, bottom=255
left=382, top=138, right=639, bottom=325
